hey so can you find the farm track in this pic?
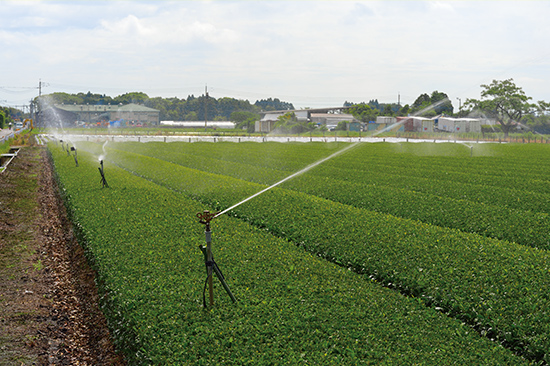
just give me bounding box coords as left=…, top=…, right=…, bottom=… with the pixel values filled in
left=0, top=146, right=124, bottom=365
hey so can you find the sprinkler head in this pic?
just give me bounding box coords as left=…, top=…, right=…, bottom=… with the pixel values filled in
left=197, top=210, right=219, bottom=225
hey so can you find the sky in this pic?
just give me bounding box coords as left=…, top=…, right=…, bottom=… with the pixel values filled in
left=1, top=0, right=549, bottom=110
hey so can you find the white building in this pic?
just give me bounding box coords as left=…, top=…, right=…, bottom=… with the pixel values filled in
left=437, top=117, right=482, bottom=133
left=256, top=107, right=353, bottom=133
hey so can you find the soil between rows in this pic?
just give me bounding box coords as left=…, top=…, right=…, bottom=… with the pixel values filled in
left=0, top=146, right=124, bottom=365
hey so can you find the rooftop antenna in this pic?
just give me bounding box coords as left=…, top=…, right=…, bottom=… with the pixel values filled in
left=196, top=210, right=236, bottom=308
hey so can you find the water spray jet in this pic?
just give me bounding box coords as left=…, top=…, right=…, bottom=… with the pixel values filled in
left=194, top=144, right=359, bottom=305
left=213, top=142, right=360, bottom=219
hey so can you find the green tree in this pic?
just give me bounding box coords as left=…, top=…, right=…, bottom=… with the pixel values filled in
left=255, top=98, right=294, bottom=111
left=230, top=111, right=260, bottom=130
left=412, top=93, right=430, bottom=110
left=114, top=92, right=149, bottom=105
left=464, top=79, right=541, bottom=137
left=348, top=103, right=378, bottom=122
left=237, top=117, right=256, bottom=133
left=399, top=104, right=410, bottom=116
left=274, top=112, right=310, bottom=133
left=184, top=111, right=198, bottom=121
left=411, top=91, right=453, bottom=116
left=0, top=110, right=5, bottom=129
left=382, top=104, right=394, bottom=116
left=336, top=121, right=348, bottom=131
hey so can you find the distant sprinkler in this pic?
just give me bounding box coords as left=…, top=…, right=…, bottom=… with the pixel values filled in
left=70, top=146, right=78, bottom=167
left=197, top=210, right=236, bottom=308
left=60, top=139, right=64, bottom=150
left=66, top=142, right=70, bottom=156
left=98, top=160, right=109, bottom=188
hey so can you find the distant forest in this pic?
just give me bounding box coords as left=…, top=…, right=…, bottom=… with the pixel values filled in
left=41, top=92, right=295, bottom=127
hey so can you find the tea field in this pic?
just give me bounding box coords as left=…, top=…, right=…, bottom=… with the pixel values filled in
left=48, top=140, right=550, bottom=365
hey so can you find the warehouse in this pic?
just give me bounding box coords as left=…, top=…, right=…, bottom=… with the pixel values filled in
left=53, top=103, right=160, bottom=126
left=437, top=117, right=482, bottom=133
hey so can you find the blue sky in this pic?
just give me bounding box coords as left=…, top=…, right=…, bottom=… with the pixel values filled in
left=1, top=0, right=549, bottom=110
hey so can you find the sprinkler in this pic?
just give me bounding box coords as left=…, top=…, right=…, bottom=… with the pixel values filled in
left=197, top=210, right=236, bottom=308
left=60, top=139, right=64, bottom=150
left=70, top=146, right=78, bottom=167
left=98, top=160, right=109, bottom=188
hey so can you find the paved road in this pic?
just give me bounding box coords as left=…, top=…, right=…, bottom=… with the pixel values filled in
left=0, top=128, right=14, bottom=138
left=0, top=127, right=26, bottom=143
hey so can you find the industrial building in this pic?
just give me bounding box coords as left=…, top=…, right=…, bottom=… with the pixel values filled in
left=256, top=106, right=354, bottom=133
left=437, top=117, right=482, bottom=133
left=50, top=103, right=160, bottom=126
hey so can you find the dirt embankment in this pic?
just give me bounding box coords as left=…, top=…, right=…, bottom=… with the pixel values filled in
left=0, top=146, right=124, bottom=365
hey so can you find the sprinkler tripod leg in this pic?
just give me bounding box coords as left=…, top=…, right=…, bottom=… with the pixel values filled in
left=199, top=245, right=237, bottom=305
left=212, top=260, right=237, bottom=303
left=199, top=245, right=214, bottom=307
left=207, top=246, right=214, bottom=307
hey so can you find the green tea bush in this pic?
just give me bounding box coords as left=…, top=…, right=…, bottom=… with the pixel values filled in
left=88, top=143, right=550, bottom=362
left=48, top=143, right=529, bottom=365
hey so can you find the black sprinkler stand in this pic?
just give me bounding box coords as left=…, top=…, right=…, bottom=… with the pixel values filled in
left=196, top=210, right=236, bottom=308
left=98, top=160, right=109, bottom=188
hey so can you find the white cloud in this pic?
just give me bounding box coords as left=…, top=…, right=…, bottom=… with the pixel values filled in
left=0, top=0, right=549, bottom=108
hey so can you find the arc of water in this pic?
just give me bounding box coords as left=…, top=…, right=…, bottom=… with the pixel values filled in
left=214, top=142, right=359, bottom=218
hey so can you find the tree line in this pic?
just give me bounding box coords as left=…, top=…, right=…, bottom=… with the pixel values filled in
left=7, top=79, right=548, bottom=136
left=40, top=92, right=294, bottom=131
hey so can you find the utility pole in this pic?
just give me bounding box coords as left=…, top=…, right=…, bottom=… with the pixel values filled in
left=398, top=92, right=401, bottom=107
left=37, top=79, right=42, bottom=128
left=204, top=85, right=209, bottom=133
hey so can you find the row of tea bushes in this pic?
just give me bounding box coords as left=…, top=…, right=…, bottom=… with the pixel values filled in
left=309, top=160, right=550, bottom=215
left=281, top=173, right=550, bottom=250
left=47, top=144, right=530, bottom=364
left=101, top=141, right=550, bottom=249
left=94, top=146, right=550, bottom=362
left=109, top=141, right=550, bottom=198
left=103, top=141, right=550, bottom=215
